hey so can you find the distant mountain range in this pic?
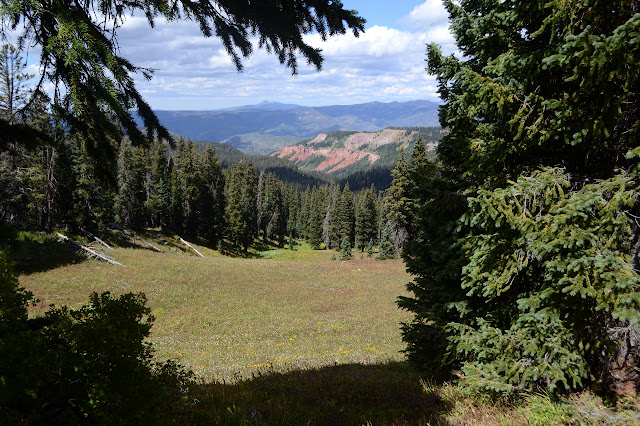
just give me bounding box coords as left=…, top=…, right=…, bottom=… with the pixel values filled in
left=143, top=100, right=441, bottom=153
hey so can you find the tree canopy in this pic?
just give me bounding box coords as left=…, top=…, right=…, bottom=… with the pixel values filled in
left=400, top=0, right=640, bottom=394
left=0, top=0, right=365, bottom=155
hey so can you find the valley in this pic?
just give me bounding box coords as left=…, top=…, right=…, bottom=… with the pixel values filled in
left=140, top=100, right=440, bottom=153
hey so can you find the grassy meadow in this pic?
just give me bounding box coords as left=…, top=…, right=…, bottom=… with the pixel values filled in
left=21, top=245, right=412, bottom=382
left=16, top=238, right=640, bottom=424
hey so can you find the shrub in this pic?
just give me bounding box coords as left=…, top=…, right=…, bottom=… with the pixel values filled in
left=0, top=251, right=193, bottom=423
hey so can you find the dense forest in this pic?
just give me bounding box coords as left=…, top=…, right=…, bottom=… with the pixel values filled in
left=0, top=38, right=431, bottom=257
left=1, top=113, right=428, bottom=259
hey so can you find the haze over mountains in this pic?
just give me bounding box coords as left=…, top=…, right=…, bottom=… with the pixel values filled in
left=146, top=100, right=440, bottom=153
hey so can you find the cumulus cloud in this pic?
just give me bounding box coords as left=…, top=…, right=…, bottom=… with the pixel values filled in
left=64, top=5, right=459, bottom=110
left=402, top=0, right=450, bottom=30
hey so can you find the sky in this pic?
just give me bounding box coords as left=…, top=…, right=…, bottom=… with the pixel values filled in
left=39, top=0, right=456, bottom=110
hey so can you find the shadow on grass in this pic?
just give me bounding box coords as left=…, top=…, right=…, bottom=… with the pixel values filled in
left=187, top=361, right=453, bottom=424
left=0, top=224, right=85, bottom=274
left=218, top=239, right=283, bottom=259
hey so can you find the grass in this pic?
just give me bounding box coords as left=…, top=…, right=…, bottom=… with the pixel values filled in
left=16, top=238, right=640, bottom=424
left=20, top=245, right=412, bottom=383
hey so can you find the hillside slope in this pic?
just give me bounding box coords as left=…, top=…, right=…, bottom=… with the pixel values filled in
left=145, top=100, right=440, bottom=153
left=270, top=127, right=445, bottom=179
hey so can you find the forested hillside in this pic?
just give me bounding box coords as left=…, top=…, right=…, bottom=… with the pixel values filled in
left=271, top=126, right=444, bottom=178
left=2, top=114, right=429, bottom=257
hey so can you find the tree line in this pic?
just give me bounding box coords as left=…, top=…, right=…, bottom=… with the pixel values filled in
left=1, top=96, right=428, bottom=258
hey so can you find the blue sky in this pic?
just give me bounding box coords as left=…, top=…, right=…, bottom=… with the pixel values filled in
left=83, top=1, right=456, bottom=110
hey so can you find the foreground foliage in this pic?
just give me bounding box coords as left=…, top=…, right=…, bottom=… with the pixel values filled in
left=17, top=242, right=640, bottom=423
left=400, top=0, right=640, bottom=394
left=0, top=251, right=192, bottom=423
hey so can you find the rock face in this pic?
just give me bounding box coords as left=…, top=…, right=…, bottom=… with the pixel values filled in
left=271, top=128, right=437, bottom=175
left=272, top=144, right=378, bottom=173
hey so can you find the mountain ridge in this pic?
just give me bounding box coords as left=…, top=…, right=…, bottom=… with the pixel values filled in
left=270, top=127, right=446, bottom=179
left=142, top=100, right=440, bottom=153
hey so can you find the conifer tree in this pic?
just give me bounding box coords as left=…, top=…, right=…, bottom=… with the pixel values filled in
left=242, top=162, right=259, bottom=249
left=199, top=144, right=225, bottom=247
left=147, top=140, right=170, bottom=229
left=0, top=43, right=54, bottom=228
left=400, top=0, right=640, bottom=393
left=383, top=149, right=411, bottom=257
left=68, top=136, right=115, bottom=230
left=307, top=187, right=325, bottom=249
left=376, top=224, right=395, bottom=260
left=115, top=140, right=141, bottom=228
left=287, top=185, right=301, bottom=239
left=355, top=184, right=377, bottom=251
left=224, top=163, right=246, bottom=249
left=338, top=235, right=353, bottom=260
left=181, top=140, right=202, bottom=237
left=337, top=183, right=356, bottom=247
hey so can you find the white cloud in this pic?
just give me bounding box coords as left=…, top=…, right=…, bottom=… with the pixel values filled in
left=1, top=5, right=456, bottom=111
left=403, top=0, right=450, bottom=30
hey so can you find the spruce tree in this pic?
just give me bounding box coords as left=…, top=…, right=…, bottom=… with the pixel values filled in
left=400, top=0, right=640, bottom=393
left=355, top=184, right=377, bottom=251
left=307, top=187, right=325, bottom=249
left=338, top=183, right=356, bottom=247
left=287, top=185, right=301, bottom=240
left=383, top=149, right=411, bottom=257
left=224, top=163, right=246, bottom=249
left=199, top=144, right=224, bottom=247
left=325, top=182, right=341, bottom=249
left=181, top=140, right=202, bottom=237
left=147, top=140, right=170, bottom=229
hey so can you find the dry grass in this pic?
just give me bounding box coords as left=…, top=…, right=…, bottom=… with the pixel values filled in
left=18, top=242, right=640, bottom=424
left=20, top=246, right=412, bottom=382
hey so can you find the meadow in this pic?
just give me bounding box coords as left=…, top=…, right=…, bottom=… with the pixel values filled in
left=21, top=245, right=412, bottom=382
left=17, top=240, right=640, bottom=424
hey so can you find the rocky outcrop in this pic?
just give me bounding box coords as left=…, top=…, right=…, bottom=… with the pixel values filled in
left=270, top=129, right=411, bottom=174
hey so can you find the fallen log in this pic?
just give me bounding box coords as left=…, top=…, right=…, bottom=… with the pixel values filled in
left=110, top=223, right=163, bottom=252
left=57, top=233, right=123, bottom=266
left=179, top=237, right=205, bottom=258
left=81, top=228, right=113, bottom=250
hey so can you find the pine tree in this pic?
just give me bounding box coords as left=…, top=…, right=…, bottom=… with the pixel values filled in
left=242, top=162, right=259, bottom=250
left=400, top=0, right=640, bottom=393
left=0, top=43, right=53, bottom=228
left=68, top=136, right=115, bottom=230
left=383, top=149, right=411, bottom=257
left=224, top=163, right=246, bottom=249
left=324, top=182, right=341, bottom=249
left=199, top=144, right=225, bottom=247
left=338, top=235, right=353, bottom=260
left=376, top=224, right=395, bottom=260
left=307, top=187, right=325, bottom=249
left=355, top=184, right=378, bottom=251
left=0, top=44, right=33, bottom=126
left=287, top=185, right=301, bottom=239
left=337, top=183, right=355, bottom=247
left=181, top=140, right=202, bottom=237
left=147, top=140, right=170, bottom=229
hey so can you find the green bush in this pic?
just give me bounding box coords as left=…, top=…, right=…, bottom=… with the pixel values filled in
left=0, top=251, right=193, bottom=423
left=451, top=169, right=640, bottom=393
